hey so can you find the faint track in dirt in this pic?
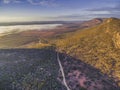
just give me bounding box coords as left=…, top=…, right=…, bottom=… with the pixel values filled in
left=57, top=52, right=71, bottom=90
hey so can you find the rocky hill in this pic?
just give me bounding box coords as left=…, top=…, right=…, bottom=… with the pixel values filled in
left=51, top=18, right=120, bottom=86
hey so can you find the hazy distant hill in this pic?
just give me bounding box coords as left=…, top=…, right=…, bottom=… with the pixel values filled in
left=0, top=18, right=104, bottom=48
left=0, top=21, right=74, bottom=26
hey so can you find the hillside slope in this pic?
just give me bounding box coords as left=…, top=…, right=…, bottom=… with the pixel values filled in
left=52, top=18, right=120, bottom=86
left=0, top=18, right=119, bottom=89
left=0, top=48, right=118, bottom=90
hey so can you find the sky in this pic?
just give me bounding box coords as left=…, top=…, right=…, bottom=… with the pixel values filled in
left=0, top=0, right=120, bottom=22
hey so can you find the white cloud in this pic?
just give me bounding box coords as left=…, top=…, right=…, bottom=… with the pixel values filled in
left=3, top=0, right=11, bottom=4
left=2, top=0, right=58, bottom=6
left=3, top=0, right=22, bottom=4
left=27, top=0, right=57, bottom=6
left=0, top=24, right=62, bottom=34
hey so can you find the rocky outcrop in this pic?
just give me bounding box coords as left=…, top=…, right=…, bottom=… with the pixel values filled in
left=113, top=32, right=120, bottom=48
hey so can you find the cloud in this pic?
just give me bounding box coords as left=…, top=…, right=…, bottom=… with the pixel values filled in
left=3, top=0, right=11, bottom=4
left=87, top=1, right=120, bottom=13
left=0, top=24, right=61, bottom=34
left=82, top=3, right=120, bottom=19
left=2, top=0, right=57, bottom=6
left=2, top=0, right=22, bottom=4
left=27, top=0, right=58, bottom=6
left=48, top=8, right=120, bottom=21
left=48, top=14, right=93, bottom=21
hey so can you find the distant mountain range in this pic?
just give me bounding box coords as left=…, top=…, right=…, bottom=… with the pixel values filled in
left=0, top=21, right=83, bottom=26
left=0, top=18, right=104, bottom=48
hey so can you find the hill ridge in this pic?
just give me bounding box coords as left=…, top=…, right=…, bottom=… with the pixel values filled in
left=52, top=17, right=120, bottom=86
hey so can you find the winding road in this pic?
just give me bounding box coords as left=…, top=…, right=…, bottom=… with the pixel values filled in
left=57, top=53, right=71, bottom=90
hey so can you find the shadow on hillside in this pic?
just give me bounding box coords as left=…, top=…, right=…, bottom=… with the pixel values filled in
left=58, top=52, right=120, bottom=90
left=0, top=49, right=67, bottom=90
left=0, top=48, right=119, bottom=90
